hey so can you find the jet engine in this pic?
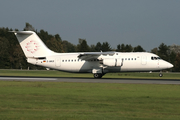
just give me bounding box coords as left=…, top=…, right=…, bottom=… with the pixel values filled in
left=102, top=58, right=122, bottom=67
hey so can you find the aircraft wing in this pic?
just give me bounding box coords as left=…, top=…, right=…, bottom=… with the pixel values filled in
left=78, top=52, right=116, bottom=60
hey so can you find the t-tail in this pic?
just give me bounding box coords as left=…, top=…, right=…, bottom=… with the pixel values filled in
left=12, top=31, right=54, bottom=57
left=11, top=31, right=55, bottom=64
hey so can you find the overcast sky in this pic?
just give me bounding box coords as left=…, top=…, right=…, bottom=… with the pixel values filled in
left=1, top=0, right=180, bottom=51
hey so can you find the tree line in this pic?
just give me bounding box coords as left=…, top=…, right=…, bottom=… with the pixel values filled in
left=0, top=23, right=180, bottom=71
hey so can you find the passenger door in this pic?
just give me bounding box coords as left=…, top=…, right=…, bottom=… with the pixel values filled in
left=141, top=56, right=147, bottom=65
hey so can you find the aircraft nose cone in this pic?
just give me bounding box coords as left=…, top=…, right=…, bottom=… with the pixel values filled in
left=167, top=63, right=173, bottom=68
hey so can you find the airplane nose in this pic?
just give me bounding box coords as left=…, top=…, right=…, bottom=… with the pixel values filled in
left=167, top=63, right=173, bottom=68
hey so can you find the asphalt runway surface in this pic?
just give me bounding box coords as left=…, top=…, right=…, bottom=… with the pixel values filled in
left=0, top=76, right=180, bottom=84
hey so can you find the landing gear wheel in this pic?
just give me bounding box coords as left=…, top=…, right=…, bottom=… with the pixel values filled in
left=159, top=73, right=163, bottom=77
left=94, top=73, right=102, bottom=78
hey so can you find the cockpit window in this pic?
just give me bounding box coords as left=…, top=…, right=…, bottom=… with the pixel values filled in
left=151, top=56, right=161, bottom=60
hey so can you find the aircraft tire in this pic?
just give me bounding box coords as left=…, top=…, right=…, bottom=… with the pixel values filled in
left=94, top=73, right=102, bottom=78
left=159, top=73, right=163, bottom=77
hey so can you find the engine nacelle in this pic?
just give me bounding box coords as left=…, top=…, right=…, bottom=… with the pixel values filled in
left=103, top=58, right=122, bottom=67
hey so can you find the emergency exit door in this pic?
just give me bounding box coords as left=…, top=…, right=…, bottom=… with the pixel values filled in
left=55, top=57, right=61, bottom=67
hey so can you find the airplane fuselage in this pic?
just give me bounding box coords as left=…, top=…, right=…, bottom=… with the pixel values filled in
left=28, top=52, right=172, bottom=73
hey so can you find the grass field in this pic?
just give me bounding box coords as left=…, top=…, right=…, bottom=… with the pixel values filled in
left=0, top=81, right=180, bottom=120
left=0, top=69, right=180, bottom=79
left=0, top=69, right=180, bottom=119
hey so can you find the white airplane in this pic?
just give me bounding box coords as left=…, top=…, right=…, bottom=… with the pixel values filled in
left=11, top=31, right=173, bottom=78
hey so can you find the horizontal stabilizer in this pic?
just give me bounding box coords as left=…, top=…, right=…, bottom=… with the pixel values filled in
left=10, top=31, right=34, bottom=35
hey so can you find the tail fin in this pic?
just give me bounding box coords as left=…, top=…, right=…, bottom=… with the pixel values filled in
left=12, top=31, right=54, bottom=58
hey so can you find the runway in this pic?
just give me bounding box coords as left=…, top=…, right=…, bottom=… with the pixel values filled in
left=0, top=76, right=180, bottom=84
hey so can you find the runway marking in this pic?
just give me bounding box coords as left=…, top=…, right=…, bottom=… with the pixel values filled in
left=0, top=77, right=57, bottom=81
left=0, top=77, right=180, bottom=84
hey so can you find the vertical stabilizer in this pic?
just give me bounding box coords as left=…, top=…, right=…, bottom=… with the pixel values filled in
left=12, top=31, right=54, bottom=58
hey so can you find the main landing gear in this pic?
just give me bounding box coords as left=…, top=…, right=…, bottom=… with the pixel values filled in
left=93, top=73, right=103, bottom=78
left=92, top=68, right=104, bottom=78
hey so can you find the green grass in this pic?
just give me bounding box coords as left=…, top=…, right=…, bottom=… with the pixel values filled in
left=0, top=81, right=180, bottom=120
left=0, top=70, right=180, bottom=119
left=0, top=69, right=180, bottom=79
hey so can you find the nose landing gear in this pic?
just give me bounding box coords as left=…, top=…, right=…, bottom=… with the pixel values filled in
left=159, top=73, right=163, bottom=77
left=159, top=71, right=163, bottom=77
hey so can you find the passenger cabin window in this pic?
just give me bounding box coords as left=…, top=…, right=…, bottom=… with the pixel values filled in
left=120, top=58, right=137, bottom=61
